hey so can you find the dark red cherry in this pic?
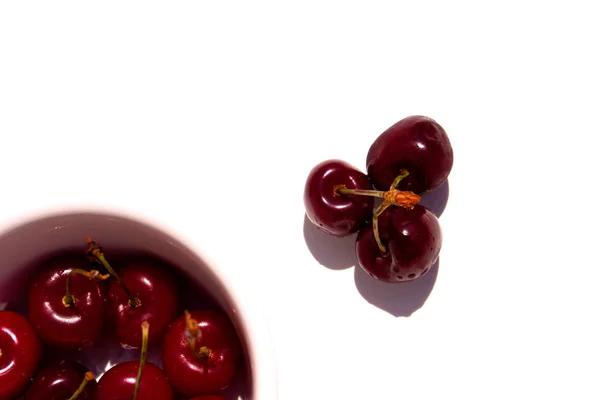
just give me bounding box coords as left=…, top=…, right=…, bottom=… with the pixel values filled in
left=27, top=255, right=107, bottom=350
left=304, top=159, right=374, bottom=236
left=88, top=240, right=180, bottom=350
left=190, top=396, right=226, bottom=400
left=94, top=321, right=174, bottom=400
left=162, top=310, right=241, bottom=397
left=356, top=204, right=442, bottom=282
left=93, top=361, right=173, bottom=400
left=0, top=310, right=43, bottom=400
left=105, top=258, right=179, bottom=349
left=25, top=360, right=96, bottom=400
left=366, top=115, right=453, bottom=193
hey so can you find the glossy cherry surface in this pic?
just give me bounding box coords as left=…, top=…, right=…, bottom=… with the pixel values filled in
left=366, top=115, right=453, bottom=193
left=356, top=205, right=442, bottom=282
left=105, top=257, right=179, bottom=349
left=190, top=396, right=227, bottom=400
left=25, top=360, right=96, bottom=400
left=0, top=311, right=43, bottom=400
left=304, top=159, right=374, bottom=236
left=162, top=309, right=241, bottom=397
left=93, top=361, right=174, bottom=400
left=27, top=255, right=106, bottom=350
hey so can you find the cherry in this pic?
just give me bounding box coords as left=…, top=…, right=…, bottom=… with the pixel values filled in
left=336, top=168, right=441, bottom=282
left=27, top=254, right=108, bottom=350
left=25, top=360, right=96, bottom=400
left=190, top=396, right=226, bottom=400
left=356, top=204, right=442, bottom=282
left=0, top=310, right=43, bottom=400
left=94, top=321, right=174, bottom=400
left=162, top=310, right=241, bottom=397
left=304, top=159, right=374, bottom=236
left=366, top=115, right=453, bottom=194
left=87, top=238, right=180, bottom=350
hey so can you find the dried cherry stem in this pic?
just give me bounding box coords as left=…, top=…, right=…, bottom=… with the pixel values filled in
left=184, top=310, right=212, bottom=358
left=336, top=169, right=420, bottom=254
left=86, top=237, right=142, bottom=308
left=68, top=371, right=95, bottom=400
left=62, top=269, right=110, bottom=307
left=132, top=321, right=150, bottom=400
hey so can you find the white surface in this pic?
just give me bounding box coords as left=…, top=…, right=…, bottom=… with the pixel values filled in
left=1, top=2, right=599, bottom=400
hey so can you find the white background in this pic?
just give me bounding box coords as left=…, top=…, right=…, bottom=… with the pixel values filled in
left=1, top=2, right=599, bottom=399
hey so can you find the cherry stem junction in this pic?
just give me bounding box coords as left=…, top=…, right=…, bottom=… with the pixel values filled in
left=86, top=237, right=141, bottom=308
left=184, top=310, right=212, bottom=359
left=336, top=169, right=420, bottom=254
left=68, top=371, right=95, bottom=400
left=132, top=321, right=150, bottom=400
left=63, top=269, right=110, bottom=307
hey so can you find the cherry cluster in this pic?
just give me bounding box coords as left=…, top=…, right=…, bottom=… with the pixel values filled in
left=0, top=238, right=241, bottom=400
left=304, top=115, right=454, bottom=282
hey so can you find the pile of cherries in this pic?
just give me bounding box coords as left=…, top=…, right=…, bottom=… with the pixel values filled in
left=304, top=115, right=454, bottom=282
left=0, top=238, right=242, bottom=400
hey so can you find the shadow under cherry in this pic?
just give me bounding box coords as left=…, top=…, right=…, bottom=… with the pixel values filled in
left=354, top=258, right=439, bottom=317
left=302, top=214, right=358, bottom=270
left=418, top=179, right=450, bottom=218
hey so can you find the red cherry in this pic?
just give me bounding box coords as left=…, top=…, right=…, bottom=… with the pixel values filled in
left=304, top=159, right=374, bottom=236
left=25, top=360, right=96, bottom=400
left=366, top=115, right=453, bottom=194
left=105, top=259, right=179, bottom=349
left=87, top=239, right=179, bottom=349
left=162, top=310, right=241, bottom=397
left=0, top=310, right=43, bottom=400
left=93, top=361, right=173, bottom=400
left=94, top=321, right=174, bottom=400
left=190, top=396, right=226, bottom=400
left=27, top=255, right=108, bottom=350
left=356, top=204, right=442, bottom=282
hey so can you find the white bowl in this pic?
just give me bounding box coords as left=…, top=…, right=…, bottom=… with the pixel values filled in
left=0, top=207, right=278, bottom=400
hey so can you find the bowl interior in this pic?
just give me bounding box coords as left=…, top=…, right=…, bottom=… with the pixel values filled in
left=0, top=211, right=252, bottom=400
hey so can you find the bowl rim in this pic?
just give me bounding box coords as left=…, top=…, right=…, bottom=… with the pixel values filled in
left=0, top=204, right=279, bottom=400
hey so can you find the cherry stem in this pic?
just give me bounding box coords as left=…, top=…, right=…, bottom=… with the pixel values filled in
left=184, top=310, right=212, bottom=359
left=336, top=187, right=385, bottom=198
left=63, top=269, right=110, bottom=307
left=132, top=321, right=150, bottom=400
left=68, top=371, right=95, bottom=400
left=86, top=237, right=141, bottom=308
left=338, top=169, right=420, bottom=255
left=389, top=169, right=410, bottom=190
left=373, top=201, right=392, bottom=254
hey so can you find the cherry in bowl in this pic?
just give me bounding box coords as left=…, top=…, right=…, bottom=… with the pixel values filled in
left=0, top=310, right=43, bottom=400
left=25, top=360, right=96, bottom=400
left=94, top=321, right=174, bottom=400
left=87, top=239, right=180, bottom=350
left=162, top=309, right=242, bottom=398
left=27, top=254, right=108, bottom=351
